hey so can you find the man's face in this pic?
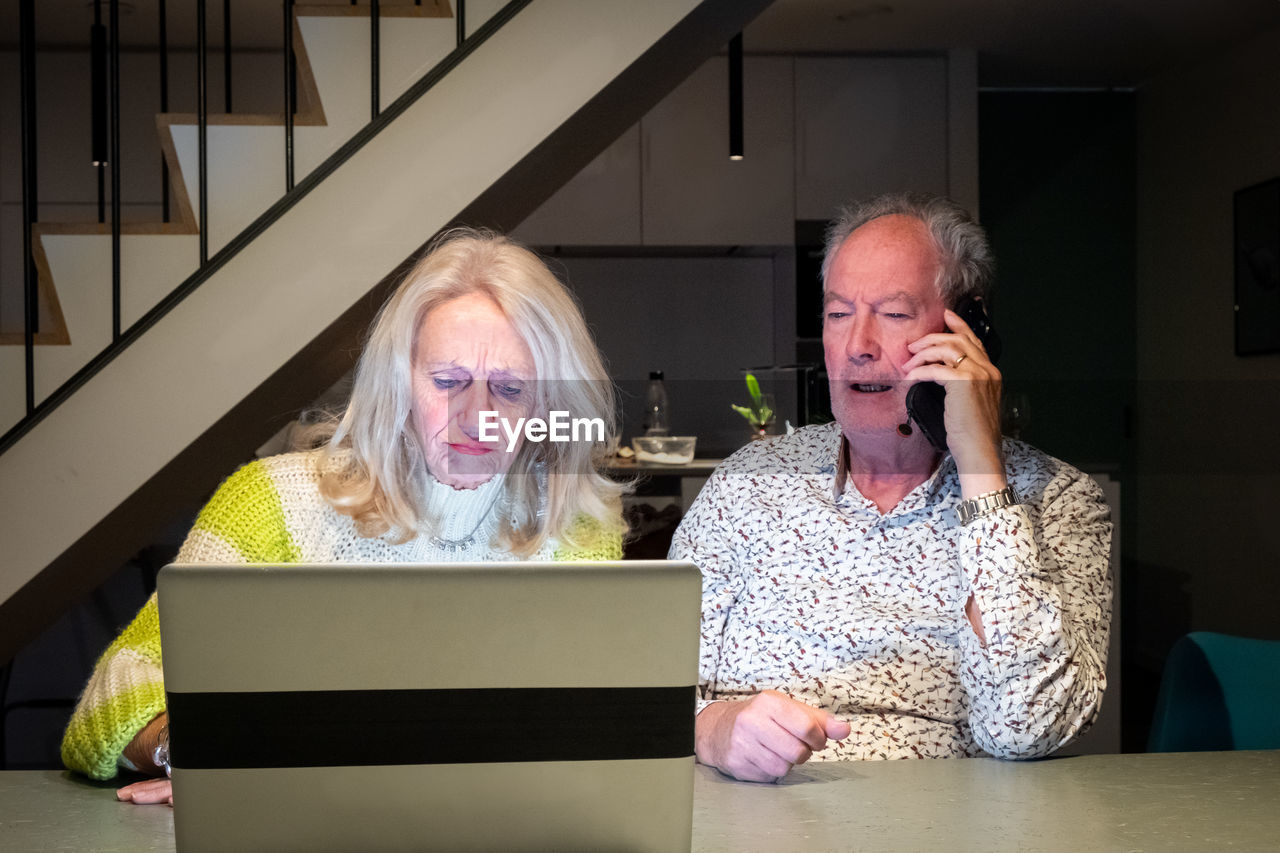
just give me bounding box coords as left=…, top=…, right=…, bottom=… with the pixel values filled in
left=822, top=214, right=947, bottom=440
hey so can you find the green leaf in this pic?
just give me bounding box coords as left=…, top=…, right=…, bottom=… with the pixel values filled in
left=745, top=373, right=763, bottom=407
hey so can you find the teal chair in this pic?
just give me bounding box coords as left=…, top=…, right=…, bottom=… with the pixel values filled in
left=1148, top=632, right=1280, bottom=752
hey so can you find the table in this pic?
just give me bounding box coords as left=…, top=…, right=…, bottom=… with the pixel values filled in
left=0, top=771, right=172, bottom=852
left=604, top=456, right=725, bottom=507
left=3, top=751, right=1277, bottom=851
left=603, top=457, right=725, bottom=478
left=694, top=750, right=1280, bottom=851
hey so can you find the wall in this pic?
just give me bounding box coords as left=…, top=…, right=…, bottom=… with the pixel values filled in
left=555, top=253, right=783, bottom=456
left=979, top=92, right=1135, bottom=471
left=979, top=91, right=1136, bottom=751
left=1129, top=26, right=1280, bottom=742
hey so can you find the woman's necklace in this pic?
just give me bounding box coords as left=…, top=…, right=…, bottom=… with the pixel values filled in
left=426, top=483, right=505, bottom=553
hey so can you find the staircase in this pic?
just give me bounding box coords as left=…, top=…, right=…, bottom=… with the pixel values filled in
left=13, top=3, right=459, bottom=416
left=0, top=0, right=773, bottom=664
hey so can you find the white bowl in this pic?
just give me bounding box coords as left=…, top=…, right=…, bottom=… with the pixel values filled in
left=631, top=436, right=697, bottom=464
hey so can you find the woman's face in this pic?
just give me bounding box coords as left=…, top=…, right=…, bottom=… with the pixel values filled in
left=411, top=293, right=536, bottom=490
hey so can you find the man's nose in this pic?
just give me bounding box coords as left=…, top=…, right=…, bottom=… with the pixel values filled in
left=845, top=314, right=879, bottom=363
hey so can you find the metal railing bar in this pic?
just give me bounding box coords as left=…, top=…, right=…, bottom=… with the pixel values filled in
left=457, top=0, right=465, bottom=47
left=223, top=0, right=232, bottom=113
left=159, top=0, right=170, bottom=223
left=0, top=0, right=533, bottom=455
left=110, top=0, right=121, bottom=341
left=19, top=0, right=37, bottom=415
left=284, top=0, right=295, bottom=192
left=371, top=0, right=380, bottom=120
left=197, top=0, right=208, bottom=265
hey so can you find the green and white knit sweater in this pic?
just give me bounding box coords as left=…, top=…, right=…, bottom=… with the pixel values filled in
left=61, top=450, right=622, bottom=780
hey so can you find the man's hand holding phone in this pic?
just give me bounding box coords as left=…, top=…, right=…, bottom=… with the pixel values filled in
left=903, top=306, right=1006, bottom=493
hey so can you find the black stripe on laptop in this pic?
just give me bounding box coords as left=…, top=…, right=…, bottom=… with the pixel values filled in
left=166, top=686, right=694, bottom=769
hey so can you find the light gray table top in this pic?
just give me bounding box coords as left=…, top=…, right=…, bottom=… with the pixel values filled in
left=3, top=751, right=1278, bottom=852
left=694, top=750, right=1280, bottom=852
left=0, top=770, right=173, bottom=852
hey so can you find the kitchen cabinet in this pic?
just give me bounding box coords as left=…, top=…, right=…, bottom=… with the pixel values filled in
left=641, top=55, right=794, bottom=246
left=794, top=56, right=949, bottom=221
left=514, top=53, right=969, bottom=247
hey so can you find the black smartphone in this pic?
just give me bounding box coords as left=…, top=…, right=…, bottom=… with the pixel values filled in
left=903, top=297, right=1002, bottom=453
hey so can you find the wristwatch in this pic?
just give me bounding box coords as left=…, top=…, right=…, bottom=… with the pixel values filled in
left=153, top=723, right=172, bottom=777
left=955, top=485, right=1020, bottom=526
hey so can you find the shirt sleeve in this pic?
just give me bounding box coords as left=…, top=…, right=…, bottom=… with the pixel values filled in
left=60, top=459, right=292, bottom=779
left=955, top=467, right=1113, bottom=758
left=668, top=466, right=746, bottom=715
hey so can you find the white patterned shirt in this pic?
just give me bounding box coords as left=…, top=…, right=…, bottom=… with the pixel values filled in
left=670, top=422, right=1112, bottom=760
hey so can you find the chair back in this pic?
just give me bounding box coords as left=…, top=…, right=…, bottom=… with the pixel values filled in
left=1148, top=631, right=1280, bottom=752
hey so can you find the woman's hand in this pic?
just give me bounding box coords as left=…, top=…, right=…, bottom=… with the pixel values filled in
left=116, top=711, right=172, bottom=804
left=116, top=777, right=172, bottom=805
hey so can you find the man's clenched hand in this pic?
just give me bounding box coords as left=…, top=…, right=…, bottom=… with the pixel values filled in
left=695, top=690, right=850, bottom=783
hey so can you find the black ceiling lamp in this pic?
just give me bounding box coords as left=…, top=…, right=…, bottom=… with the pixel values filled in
left=728, top=32, right=743, bottom=161
left=91, top=0, right=108, bottom=224
left=91, top=0, right=107, bottom=168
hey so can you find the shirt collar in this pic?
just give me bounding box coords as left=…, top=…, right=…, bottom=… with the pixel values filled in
left=831, top=431, right=957, bottom=511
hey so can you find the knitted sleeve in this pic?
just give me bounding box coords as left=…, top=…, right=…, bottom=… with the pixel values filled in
left=59, top=593, right=166, bottom=780
left=60, top=459, right=299, bottom=779
left=552, top=513, right=624, bottom=561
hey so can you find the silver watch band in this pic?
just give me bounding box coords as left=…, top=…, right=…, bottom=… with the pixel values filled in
left=955, top=485, right=1020, bottom=526
left=153, top=723, right=172, bottom=777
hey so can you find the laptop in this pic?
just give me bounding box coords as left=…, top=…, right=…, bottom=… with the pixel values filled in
left=157, top=560, right=701, bottom=852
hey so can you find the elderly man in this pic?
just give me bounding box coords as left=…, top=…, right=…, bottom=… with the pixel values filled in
left=671, top=193, right=1111, bottom=783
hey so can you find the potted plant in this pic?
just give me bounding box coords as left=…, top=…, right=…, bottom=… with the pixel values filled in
left=731, top=373, right=775, bottom=439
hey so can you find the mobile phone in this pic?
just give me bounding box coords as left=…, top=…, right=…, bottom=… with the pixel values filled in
left=904, top=296, right=1002, bottom=453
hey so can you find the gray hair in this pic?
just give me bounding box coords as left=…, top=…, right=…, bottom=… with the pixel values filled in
left=315, top=227, right=625, bottom=557
left=820, top=192, right=994, bottom=306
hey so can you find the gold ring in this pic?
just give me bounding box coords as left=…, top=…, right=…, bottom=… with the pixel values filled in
left=953, top=354, right=968, bottom=368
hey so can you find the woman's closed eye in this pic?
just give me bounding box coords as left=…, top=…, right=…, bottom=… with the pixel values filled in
left=432, top=375, right=468, bottom=392
left=489, top=380, right=526, bottom=402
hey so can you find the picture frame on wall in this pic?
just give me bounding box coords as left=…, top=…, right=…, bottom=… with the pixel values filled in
left=1234, top=177, right=1280, bottom=355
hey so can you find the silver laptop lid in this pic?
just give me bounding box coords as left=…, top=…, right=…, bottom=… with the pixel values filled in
left=158, top=560, right=700, bottom=852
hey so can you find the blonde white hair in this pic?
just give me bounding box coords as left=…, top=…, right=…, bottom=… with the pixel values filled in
left=315, top=228, right=624, bottom=557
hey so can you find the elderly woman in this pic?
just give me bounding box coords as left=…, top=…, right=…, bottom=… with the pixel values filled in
left=61, top=229, right=626, bottom=803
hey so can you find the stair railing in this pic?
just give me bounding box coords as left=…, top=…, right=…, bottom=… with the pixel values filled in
left=4, top=0, right=532, bottom=457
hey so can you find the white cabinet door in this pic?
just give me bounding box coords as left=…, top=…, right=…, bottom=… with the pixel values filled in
left=510, top=125, right=642, bottom=246
left=641, top=55, right=794, bottom=246
left=795, top=57, right=948, bottom=221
